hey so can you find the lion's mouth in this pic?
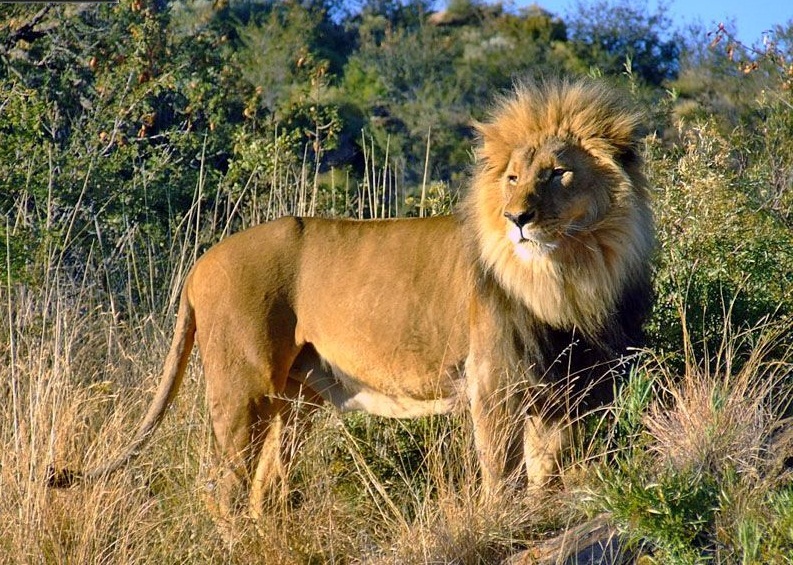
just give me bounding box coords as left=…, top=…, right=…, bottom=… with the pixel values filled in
left=509, top=224, right=557, bottom=245
left=507, top=224, right=559, bottom=258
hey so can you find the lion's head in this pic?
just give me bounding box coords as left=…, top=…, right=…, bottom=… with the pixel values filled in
left=466, top=77, right=654, bottom=337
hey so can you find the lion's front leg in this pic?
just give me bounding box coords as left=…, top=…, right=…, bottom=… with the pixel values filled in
left=465, top=297, right=525, bottom=498
left=467, top=357, right=569, bottom=496
left=523, top=414, right=568, bottom=487
left=466, top=355, right=527, bottom=497
left=466, top=292, right=571, bottom=496
left=465, top=293, right=529, bottom=497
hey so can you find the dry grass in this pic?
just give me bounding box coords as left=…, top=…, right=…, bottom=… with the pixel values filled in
left=647, top=307, right=792, bottom=477
left=1, top=274, right=223, bottom=562
left=4, top=267, right=791, bottom=563
left=0, top=273, right=552, bottom=563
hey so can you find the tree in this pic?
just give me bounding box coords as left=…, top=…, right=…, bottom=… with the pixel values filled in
left=0, top=0, right=249, bottom=294
left=565, top=0, right=681, bottom=85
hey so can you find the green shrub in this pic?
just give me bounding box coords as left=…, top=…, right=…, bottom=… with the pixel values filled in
left=583, top=317, right=793, bottom=563
left=648, top=116, right=793, bottom=364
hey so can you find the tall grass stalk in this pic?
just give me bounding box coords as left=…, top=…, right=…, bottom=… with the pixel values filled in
left=420, top=126, right=431, bottom=218
left=357, top=131, right=410, bottom=220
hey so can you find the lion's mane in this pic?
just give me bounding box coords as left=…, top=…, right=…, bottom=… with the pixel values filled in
left=466, top=77, right=654, bottom=350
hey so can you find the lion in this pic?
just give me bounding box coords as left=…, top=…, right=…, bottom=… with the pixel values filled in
left=50, top=77, right=654, bottom=519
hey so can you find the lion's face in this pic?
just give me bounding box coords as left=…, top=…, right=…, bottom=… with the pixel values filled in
left=499, top=138, right=614, bottom=261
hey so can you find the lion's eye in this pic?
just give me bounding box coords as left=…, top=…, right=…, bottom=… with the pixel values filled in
left=507, top=174, right=519, bottom=186
left=552, top=168, right=574, bottom=186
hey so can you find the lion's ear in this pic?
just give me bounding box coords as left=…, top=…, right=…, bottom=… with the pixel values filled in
left=473, top=120, right=497, bottom=143
left=614, top=122, right=647, bottom=168
left=473, top=120, right=502, bottom=166
left=616, top=141, right=643, bottom=170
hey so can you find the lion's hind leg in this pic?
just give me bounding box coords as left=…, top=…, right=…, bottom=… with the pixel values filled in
left=248, top=375, right=323, bottom=518
left=203, top=376, right=272, bottom=524
left=198, top=333, right=300, bottom=524
left=204, top=371, right=320, bottom=522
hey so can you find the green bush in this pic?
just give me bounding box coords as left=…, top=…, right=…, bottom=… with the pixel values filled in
left=583, top=316, right=793, bottom=563
left=648, top=115, right=793, bottom=363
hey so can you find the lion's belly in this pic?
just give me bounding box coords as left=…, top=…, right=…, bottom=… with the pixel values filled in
left=297, top=306, right=469, bottom=416
left=299, top=347, right=467, bottom=417
left=292, top=216, right=472, bottom=416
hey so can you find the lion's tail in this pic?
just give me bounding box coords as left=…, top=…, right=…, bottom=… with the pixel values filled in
left=48, top=285, right=196, bottom=488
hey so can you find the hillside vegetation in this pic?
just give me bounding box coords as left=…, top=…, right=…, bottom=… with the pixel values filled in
left=1, top=0, right=792, bottom=562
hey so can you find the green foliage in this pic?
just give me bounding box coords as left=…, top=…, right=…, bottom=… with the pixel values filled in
left=566, top=0, right=681, bottom=85
left=728, top=487, right=793, bottom=564
left=602, top=366, right=658, bottom=446
left=236, top=2, right=325, bottom=116
left=404, top=180, right=458, bottom=217
left=648, top=113, right=793, bottom=361
left=584, top=330, right=793, bottom=563
left=0, top=2, right=244, bottom=293
left=324, top=413, right=444, bottom=506
left=597, top=461, right=720, bottom=563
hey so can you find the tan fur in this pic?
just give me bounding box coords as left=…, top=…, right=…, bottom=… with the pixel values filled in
left=52, top=77, right=654, bottom=517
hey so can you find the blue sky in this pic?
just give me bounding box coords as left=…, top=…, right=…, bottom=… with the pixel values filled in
left=519, top=0, right=792, bottom=46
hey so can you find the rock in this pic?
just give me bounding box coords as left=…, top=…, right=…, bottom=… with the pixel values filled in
left=503, top=514, right=634, bottom=565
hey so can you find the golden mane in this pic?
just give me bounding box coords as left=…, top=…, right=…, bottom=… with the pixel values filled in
left=466, top=77, right=654, bottom=338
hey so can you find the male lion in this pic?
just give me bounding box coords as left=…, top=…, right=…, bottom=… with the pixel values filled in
left=51, top=77, right=654, bottom=518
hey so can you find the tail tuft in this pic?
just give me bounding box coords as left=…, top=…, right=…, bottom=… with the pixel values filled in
left=46, top=466, right=82, bottom=488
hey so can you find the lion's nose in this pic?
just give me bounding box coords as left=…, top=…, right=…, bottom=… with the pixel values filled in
left=504, top=209, right=536, bottom=228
